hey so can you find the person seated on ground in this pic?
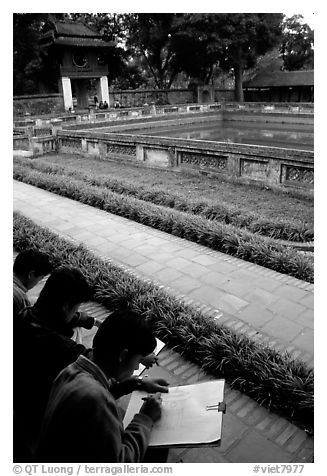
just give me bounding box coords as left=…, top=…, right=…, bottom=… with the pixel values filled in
left=103, top=100, right=109, bottom=109
left=13, top=249, right=51, bottom=320
left=98, top=100, right=104, bottom=110
left=37, top=309, right=169, bottom=463
left=13, top=267, right=166, bottom=459
left=114, top=100, right=121, bottom=109
left=14, top=266, right=93, bottom=454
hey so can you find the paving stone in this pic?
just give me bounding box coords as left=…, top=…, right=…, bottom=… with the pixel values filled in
left=269, top=298, right=307, bottom=320
left=293, top=308, right=314, bottom=330
left=236, top=304, right=275, bottom=328
left=275, top=423, right=300, bottom=446
left=236, top=398, right=258, bottom=418
left=292, top=446, right=314, bottom=463
left=272, top=284, right=311, bottom=302
left=286, top=431, right=310, bottom=453
left=181, top=262, right=209, bottom=278
left=226, top=430, right=292, bottom=463
left=188, top=285, right=225, bottom=309
left=199, top=270, right=229, bottom=287
left=217, top=293, right=248, bottom=314
left=135, top=260, right=165, bottom=276
left=190, top=254, right=219, bottom=266
left=170, top=275, right=202, bottom=293
left=172, top=363, right=192, bottom=376
left=227, top=395, right=247, bottom=413
left=179, top=447, right=229, bottom=463
left=244, top=287, right=279, bottom=307
left=219, top=412, right=249, bottom=453
left=265, top=417, right=289, bottom=440
left=243, top=405, right=274, bottom=426
left=220, top=278, right=254, bottom=298
left=120, top=253, right=150, bottom=267
left=154, top=267, right=184, bottom=283
left=291, top=328, right=314, bottom=355
left=299, top=292, right=314, bottom=309
left=208, top=261, right=237, bottom=275
left=158, top=354, right=178, bottom=367
left=252, top=276, right=282, bottom=292
left=261, top=315, right=304, bottom=342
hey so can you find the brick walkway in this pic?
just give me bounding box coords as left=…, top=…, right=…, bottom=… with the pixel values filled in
left=14, top=180, right=314, bottom=463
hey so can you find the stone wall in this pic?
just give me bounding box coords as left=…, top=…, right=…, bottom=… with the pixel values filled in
left=110, top=88, right=195, bottom=107
left=110, top=88, right=235, bottom=108
left=55, top=129, right=313, bottom=193
left=13, top=94, right=64, bottom=117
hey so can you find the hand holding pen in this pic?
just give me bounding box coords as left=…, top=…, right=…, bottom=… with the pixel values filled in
left=140, top=353, right=159, bottom=368
left=140, top=392, right=162, bottom=422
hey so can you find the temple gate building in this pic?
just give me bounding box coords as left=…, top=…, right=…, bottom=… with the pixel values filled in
left=40, top=19, right=112, bottom=111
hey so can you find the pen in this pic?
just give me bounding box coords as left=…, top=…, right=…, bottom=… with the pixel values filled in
left=142, top=392, right=162, bottom=401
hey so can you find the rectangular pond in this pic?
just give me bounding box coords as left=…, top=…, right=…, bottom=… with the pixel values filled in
left=129, top=120, right=313, bottom=151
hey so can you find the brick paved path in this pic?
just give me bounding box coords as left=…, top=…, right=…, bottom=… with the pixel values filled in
left=14, top=181, right=314, bottom=463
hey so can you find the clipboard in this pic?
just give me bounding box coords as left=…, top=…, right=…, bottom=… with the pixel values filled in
left=123, top=379, right=226, bottom=447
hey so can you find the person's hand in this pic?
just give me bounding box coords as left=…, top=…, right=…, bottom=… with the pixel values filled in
left=141, top=353, right=158, bottom=368
left=140, top=393, right=162, bottom=423
left=141, top=378, right=169, bottom=394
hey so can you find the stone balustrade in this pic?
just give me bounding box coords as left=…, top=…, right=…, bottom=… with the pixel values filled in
left=55, top=128, right=313, bottom=193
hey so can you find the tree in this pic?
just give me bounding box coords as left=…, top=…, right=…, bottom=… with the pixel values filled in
left=170, top=14, right=223, bottom=85
left=211, top=14, right=283, bottom=101
left=166, top=13, right=283, bottom=101
left=280, top=15, right=314, bottom=71
left=13, top=13, right=50, bottom=94
left=123, top=14, right=185, bottom=89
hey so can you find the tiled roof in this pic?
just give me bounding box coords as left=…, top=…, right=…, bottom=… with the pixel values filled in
left=53, top=21, right=100, bottom=38
left=41, top=20, right=112, bottom=48
left=243, top=70, right=314, bottom=88
left=53, top=37, right=111, bottom=48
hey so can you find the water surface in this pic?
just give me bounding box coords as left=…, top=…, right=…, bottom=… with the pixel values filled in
left=133, top=120, right=313, bottom=151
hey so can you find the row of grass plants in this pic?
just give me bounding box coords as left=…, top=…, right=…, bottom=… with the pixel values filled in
left=14, top=163, right=313, bottom=283
left=13, top=156, right=313, bottom=243
left=13, top=211, right=314, bottom=433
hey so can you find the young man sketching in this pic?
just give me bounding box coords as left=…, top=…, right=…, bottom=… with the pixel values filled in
left=37, top=309, right=169, bottom=462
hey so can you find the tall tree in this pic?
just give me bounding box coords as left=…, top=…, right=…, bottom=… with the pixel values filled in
left=280, top=15, right=314, bottom=71
left=13, top=13, right=50, bottom=94
left=167, top=14, right=283, bottom=101
left=124, top=14, right=184, bottom=89
left=207, top=14, right=283, bottom=101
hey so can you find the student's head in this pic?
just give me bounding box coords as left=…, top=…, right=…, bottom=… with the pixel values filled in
left=13, top=249, right=51, bottom=290
left=93, top=308, right=156, bottom=380
left=34, top=266, right=92, bottom=323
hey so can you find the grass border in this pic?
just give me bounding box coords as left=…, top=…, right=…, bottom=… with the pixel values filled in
left=13, top=211, right=314, bottom=433
left=13, top=166, right=314, bottom=283
left=14, top=156, right=313, bottom=243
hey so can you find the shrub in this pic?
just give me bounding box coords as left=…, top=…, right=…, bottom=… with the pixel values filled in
left=13, top=165, right=314, bottom=283
left=13, top=157, right=313, bottom=242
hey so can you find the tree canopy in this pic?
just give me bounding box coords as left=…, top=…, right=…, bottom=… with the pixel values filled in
left=280, top=15, right=314, bottom=71
left=13, top=13, right=313, bottom=100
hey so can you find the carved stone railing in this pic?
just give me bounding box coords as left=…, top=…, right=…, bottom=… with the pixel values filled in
left=54, top=129, right=313, bottom=192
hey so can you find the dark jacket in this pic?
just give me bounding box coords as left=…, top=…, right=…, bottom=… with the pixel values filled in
left=13, top=275, right=30, bottom=320
left=13, top=306, right=89, bottom=442
left=37, top=355, right=153, bottom=463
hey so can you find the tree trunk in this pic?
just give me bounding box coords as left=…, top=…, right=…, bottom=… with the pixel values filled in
left=234, top=64, right=244, bottom=102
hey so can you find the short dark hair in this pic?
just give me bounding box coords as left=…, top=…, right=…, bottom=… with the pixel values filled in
left=93, top=308, right=156, bottom=363
left=35, top=266, right=92, bottom=311
left=13, top=249, right=51, bottom=277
